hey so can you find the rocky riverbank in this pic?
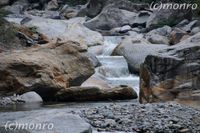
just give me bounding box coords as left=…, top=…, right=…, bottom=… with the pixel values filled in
left=0, top=0, right=200, bottom=132
left=80, top=102, right=200, bottom=133
left=0, top=102, right=200, bottom=133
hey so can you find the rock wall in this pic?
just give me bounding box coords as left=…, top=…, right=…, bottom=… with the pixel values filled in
left=140, top=33, right=200, bottom=106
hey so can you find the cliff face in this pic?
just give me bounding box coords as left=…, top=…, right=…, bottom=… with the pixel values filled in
left=140, top=33, right=200, bottom=105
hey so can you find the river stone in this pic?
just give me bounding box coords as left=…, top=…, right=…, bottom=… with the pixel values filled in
left=181, top=20, right=199, bottom=32
left=112, top=37, right=168, bottom=73
left=120, top=25, right=131, bottom=33
left=0, top=110, right=92, bottom=133
left=11, top=17, right=103, bottom=47
left=176, top=19, right=189, bottom=28
left=0, top=0, right=9, bottom=6
left=81, top=74, right=112, bottom=90
left=191, top=27, right=200, bottom=35
left=146, top=34, right=169, bottom=45
left=146, top=8, right=191, bottom=29
left=84, top=6, right=137, bottom=30
left=46, top=0, right=59, bottom=11
left=140, top=32, right=200, bottom=106
left=56, top=85, right=137, bottom=101
left=88, top=45, right=103, bottom=55
left=132, top=10, right=151, bottom=28
left=169, top=28, right=187, bottom=45
left=79, top=0, right=148, bottom=18
left=0, top=41, right=94, bottom=101
left=146, top=25, right=172, bottom=37
left=19, top=92, right=43, bottom=103
left=3, top=0, right=30, bottom=14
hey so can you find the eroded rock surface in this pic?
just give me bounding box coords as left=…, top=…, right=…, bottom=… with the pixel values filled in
left=140, top=33, right=200, bottom=106
left=0, top=41, right=94, bottom=101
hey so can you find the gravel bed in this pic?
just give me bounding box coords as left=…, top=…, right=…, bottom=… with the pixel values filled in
left=80, top=102, right=200, bottom=133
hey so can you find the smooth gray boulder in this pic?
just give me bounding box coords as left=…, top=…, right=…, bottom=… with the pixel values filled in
left=0, top=109, right=92, bottom=133
left=25, top=17, right=103, bottom=47
left=146, top=34, right=169, bottom=45
left=84, top=6, right=137, bottom=30
left=146, top=25, right=172, bottom=37
left=112, top=37, right=168, bottom=73
left=19, top=92, right=43, bottom=103
left=79, top=0, right=148, bottom=18
left=6, top=17, right=104, bottom=47
left=146, top=8, right=191, bottom=29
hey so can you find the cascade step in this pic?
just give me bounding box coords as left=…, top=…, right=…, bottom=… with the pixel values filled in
left=97, top=56, right=130, bottom=77
left=106, top=75, right=140, bottom=95
left=102, top=36, right=122, bottom=56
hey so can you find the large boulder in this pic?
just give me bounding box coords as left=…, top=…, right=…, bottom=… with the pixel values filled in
left=146, top=25, right=172, bottom=37
left=46, top=0, right=59, bottom=11
left=60, top=4, right=86, bottom=19
left=56, top=85, right=138, bottom=101
left=0, top=0, right=9, bottom=6
left=79, top=0, right=148, bottom=18
left=140, top=33, right=200, bottom=106
left=146, top=8, right=192, bottom=29
left=3, top=0, right=30, bottom=14
left=112, top=36, right=167, bottom=73
left=132, top=10, right=151, bottom=28
left=146, top=34, right=170, bottom=45
left=19, top=91, right=43, bottom=103
left=169, top=28, right=188, bottom=45
left=0, top=41, right=94, bottom=101
left=84, top=6, right=137, bottom=30
left=82, top=0, right=148, bottom=30
left=0, top=110, right=92, bottom=133
left=145, top=26, right=172, bottom=45
left=5, top=17, right=104, bottom=47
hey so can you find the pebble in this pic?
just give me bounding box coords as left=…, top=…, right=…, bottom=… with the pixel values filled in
left=80, top=103, right=200, bottom=132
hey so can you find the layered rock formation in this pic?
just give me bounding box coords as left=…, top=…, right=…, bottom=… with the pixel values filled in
left=0, top=41, right=95, bottom=101
left=56, top=85, right=138, bottom=101
left=140, top=33, right=200, bottom=106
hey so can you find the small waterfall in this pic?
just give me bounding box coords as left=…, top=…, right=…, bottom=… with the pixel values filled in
left=96, top=36, right=140, bottom=95
left=102, top=36, right=122, bottom=55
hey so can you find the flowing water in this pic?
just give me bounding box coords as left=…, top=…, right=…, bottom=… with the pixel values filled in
left=96, top=36, right=140, bottom=95
left=0, top=36, right=140, bottom=112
